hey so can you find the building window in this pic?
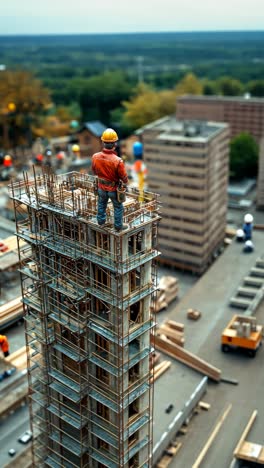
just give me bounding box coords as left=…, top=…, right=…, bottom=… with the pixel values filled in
left=96, top=365, right=109, bottom=385
left=97, top=402, right=109, bottom=420
left=128, top=231, right=144, bottom=255
left=129, top=301, right=142, bottom=324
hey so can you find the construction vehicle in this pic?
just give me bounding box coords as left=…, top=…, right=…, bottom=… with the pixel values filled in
left=151, top=276, right=178, bottom=313
left=221, top=314, right=262, bottom=357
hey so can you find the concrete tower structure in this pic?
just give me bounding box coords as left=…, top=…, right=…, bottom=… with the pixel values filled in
left=10, top=170, right=160, bottom=467
left=141, top=117, right=229, bottom=273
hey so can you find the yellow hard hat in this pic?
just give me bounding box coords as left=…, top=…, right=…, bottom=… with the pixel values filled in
left=72, top=144, right=80, bottom=152
left=101, top=128, right=118, bottom=143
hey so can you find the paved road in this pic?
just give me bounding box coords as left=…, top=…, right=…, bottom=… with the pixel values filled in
left=162, top=231, right=264, bottom=468
left=0, top=404, right=30, bottom=466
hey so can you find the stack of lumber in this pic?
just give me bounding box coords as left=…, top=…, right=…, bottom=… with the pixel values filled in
left=0, top=296, right=23, bottom=329
left=0, top=235, right=25, bottom=255
left=156, top=320, right=185, bottom=347
left=150, top=360, right=171, bottom=383
left=5, top=346, right=28, bottom=371
left=151, top=276, right=178, bottom=313
left=156, top=442, right=182, bottom=468
left=152, top=333, right=221, bottom=382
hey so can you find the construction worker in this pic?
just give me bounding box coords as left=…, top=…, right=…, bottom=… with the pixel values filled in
left=92, top=128, right=129, bottom=232
left=0, top=334, right=10, bottom=357
left=243, top=213, right=253, bottom=241
left=3, top=154, right=13, bottom=168
left=72, top=144, right=80, bottom=160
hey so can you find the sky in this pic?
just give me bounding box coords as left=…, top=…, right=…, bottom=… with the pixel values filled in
left=1, top=0, right=264, bottom=35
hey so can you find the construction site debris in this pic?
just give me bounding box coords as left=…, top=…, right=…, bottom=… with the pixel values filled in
left=233, top=410, right=264, bottom=464
left=156, top=320, right=185, bottom=347
left=151, top=276, right=178, bottom=313
left=166, top=320, right=184, bottom=332
left=156, top=442, right=182, bottom=468
left=187, top=308, right=202, bottom=320
left=198, top=401, right=211, bottom=411
left=153, top=335, right=221, bottom=382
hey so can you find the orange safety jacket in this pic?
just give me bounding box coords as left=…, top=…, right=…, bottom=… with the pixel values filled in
left=0, top=335, right=9, bottom=353
left=92, top=149, right=128, bottom=192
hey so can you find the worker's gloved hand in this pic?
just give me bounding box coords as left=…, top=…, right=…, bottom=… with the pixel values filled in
left=4, top=351, right=10, bottom=357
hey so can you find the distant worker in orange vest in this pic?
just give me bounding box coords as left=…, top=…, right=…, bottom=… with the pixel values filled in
left=92, top=128, right=128, bottom=232
left=3, top=154, right=13, bottom=168
left=0, top=334, right=10, bottom=357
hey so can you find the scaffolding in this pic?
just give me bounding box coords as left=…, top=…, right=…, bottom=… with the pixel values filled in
left=9, top=169, right=160, bottom=468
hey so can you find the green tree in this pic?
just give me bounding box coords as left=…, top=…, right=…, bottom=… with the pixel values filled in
left=202, top=79, right=218, bottom=95
left=0, top=70, right=51, bottom=147
left=247, top=80, right=264, bottom=97
left=174, top=73, right=203, bottom=96
left=230, top=132, right=259, bottom=179
left=217, top=76, right=243, bottom=96
left=122, top=83, right=176, bottom=129
left=79, top=71, right=134, bottom=123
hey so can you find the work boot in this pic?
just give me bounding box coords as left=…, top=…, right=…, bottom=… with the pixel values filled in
left=115, top=223, right=129, bottom=232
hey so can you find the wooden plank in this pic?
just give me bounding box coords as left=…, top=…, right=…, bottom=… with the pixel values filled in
left=198, top=401, right=211, bottom=411
left=192, top=404, right=232, bottom=468
left=151, top=361, right=171, bottom=383
left=166, top=320, right=184, bottom=332
left=258, top=447, right=264, bottom=463
left=157, top=325, right=185, bottom=347
left=238, top=441, right=263, bottom=462
left=153, top=335, right=221, bottom=382
left=159, top=325, right=184, bottom=340
left=234, top=410, right=258, bottom=458
left=157, top=442, right=182, bottom=468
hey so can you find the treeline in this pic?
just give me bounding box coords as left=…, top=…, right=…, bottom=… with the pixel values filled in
left=0, top=32, right=263, bottom=179
left=0, top=32, right=263, bottom=104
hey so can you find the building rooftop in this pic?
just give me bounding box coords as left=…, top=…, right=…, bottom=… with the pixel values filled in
left=78, top=120, right=107, bottom=137
left=139, top=115, right=228, bottom=143
left=178, top=94, right=264, bottom=104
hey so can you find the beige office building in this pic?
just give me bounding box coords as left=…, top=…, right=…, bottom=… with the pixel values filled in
left=141, top=117, right=230, bottom=273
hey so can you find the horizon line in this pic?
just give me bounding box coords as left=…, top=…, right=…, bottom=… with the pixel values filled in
left=0, top=28, right=263, bottom=38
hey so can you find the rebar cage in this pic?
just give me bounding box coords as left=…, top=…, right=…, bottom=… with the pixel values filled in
left=9, top=169, right=160, bottom=468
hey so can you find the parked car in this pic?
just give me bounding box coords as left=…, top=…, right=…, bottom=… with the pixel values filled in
left=18, top=430, right=33, bottom=444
